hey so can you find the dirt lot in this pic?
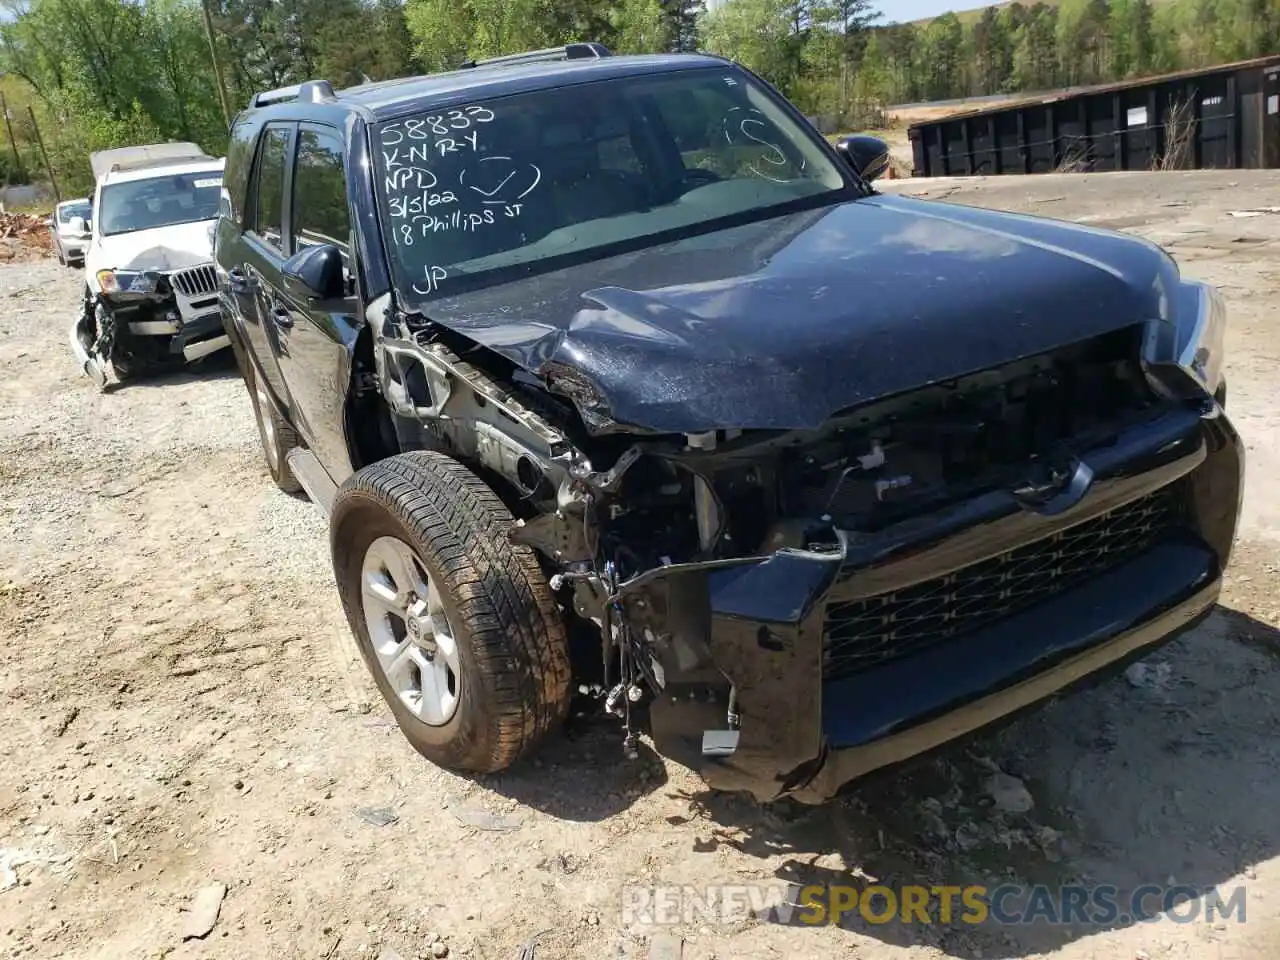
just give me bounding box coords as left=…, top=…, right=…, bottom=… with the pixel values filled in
left=2, top=170, right=1280, bottom=960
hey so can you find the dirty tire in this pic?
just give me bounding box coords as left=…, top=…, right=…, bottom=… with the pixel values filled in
left=330, top=451, right=571, bottom=774
left=108, top=329, right=181, bottom=383
left=244, top=363, right=302, bottom=493
left=110, top=351, right=165, bottom=381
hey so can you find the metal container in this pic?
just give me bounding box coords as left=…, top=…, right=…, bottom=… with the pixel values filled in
left=908, top=55, right=1280, bottom=178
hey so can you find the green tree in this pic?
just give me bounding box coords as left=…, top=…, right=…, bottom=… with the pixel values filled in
left=1000, top=1, right=1030, bottom=33
left=372, top=0, right=419, bottom=78
left=1012, top=3, right=1060, bottom=90
left=1, top=0, right=1278, bottom=197
left=404, top=0, right=474, bottom=70
left=1110, top=0, right=1155, bottom=76
left=663, top=0, right=703, bottom=51
left=610, top=0, right=668, bottom=53
left=808, top=0, right=879, bottom=110
left=1056, top=0, right=1113, bottom=86
left=144, top=0, right=224, bottom=140
left=922, top=12, right=963, bottom=100
left=852, top=29, right=891, bottom=101
left=880, top=22, right=922, bottom=102
left=971, top=5, right=1014, bottom=94
left=701, top=0, right=795, bottom=89
left=1219, top=0, right=1280, bottom=59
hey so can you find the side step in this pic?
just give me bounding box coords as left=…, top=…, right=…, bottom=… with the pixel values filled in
left=286, top=448, right=338, bottom=517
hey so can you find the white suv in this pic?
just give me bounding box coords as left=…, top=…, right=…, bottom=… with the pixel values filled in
left=71, top=142, right=228, bottom=387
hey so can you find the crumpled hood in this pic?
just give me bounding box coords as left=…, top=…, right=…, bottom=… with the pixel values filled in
left=420, top=194, right=1183, bottom=434
left=86, top=218, right=216, bottom=281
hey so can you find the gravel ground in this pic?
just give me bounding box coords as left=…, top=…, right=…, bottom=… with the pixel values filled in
left=2, top=170, right=1280, bottom=960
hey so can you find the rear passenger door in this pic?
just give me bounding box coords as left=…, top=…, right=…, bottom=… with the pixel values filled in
left=273, top=122, right=361, bottom=480
left=234, top=122, right=295, bottom=404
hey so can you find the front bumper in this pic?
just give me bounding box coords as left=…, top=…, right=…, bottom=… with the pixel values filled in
left=172, top=311, right=230, bottom=362
left=124, top=306, right=228, bottom=361
left=624, top=399, right=1243, bottom=804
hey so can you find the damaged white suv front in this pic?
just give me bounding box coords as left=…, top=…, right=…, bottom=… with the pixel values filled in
left=71, top=143, right=228, bottom=388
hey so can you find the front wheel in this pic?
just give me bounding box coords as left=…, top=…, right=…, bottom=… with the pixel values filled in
left=109, top=339, right=181, bottom=381
left=330, top=451, right=571, bottom=774
left=101, top=304, right=180, bottom=381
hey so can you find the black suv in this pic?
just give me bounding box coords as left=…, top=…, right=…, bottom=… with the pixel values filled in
left=215, top=43, right=1243, bottom=803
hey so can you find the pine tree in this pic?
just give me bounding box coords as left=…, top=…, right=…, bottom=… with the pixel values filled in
left=1012, top=2, right=1059, bottom=91
left=971, top=6, right=1013, bottom=95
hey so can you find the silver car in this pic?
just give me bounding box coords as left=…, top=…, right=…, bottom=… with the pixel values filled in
left=48, top=197, right=92, bottom=266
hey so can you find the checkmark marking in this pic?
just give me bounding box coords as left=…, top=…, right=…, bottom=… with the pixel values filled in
left=468, top=169, right=516, bottom=197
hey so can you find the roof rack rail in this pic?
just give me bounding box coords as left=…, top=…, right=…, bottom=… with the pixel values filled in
left=249, top=79, right=337, bottom=109
left=459, top=42, right=612, bottom=70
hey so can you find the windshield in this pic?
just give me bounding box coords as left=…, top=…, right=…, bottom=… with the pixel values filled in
left=373, top=66, right=849, bottom=301
left=97, top=171, right=222, bottom=236
left=57, top=201, right=91, bottom=225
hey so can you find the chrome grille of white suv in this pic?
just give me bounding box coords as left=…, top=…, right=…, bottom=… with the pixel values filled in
left=171, top=264, right=217, bottom=298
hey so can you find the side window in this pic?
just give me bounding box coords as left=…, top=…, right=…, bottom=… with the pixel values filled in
left=224, top=117, right=256, bottom=224
left=251, top=126, right=290, bottom=252
left=291, top=126, right=350, bottom=256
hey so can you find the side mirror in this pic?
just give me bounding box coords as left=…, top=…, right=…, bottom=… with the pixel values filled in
left=281, top=243, right=345, bottom=302
left=67, top=216, right=87, bottom=234
left=836, top=135, right=891, bottom=183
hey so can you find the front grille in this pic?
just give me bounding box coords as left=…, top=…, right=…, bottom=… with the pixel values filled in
left=823, top=485, right=1184, bottom=680
left=171, top=264, right=217, bottom=298
left=777, top=329, right=1156, bottom=532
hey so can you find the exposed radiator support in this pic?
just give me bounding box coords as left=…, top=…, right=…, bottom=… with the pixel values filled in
left=686, top=431, right=720, bottom=551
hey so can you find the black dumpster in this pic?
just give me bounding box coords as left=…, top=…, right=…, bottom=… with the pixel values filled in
left=908, top=55, right=1280, bottom=178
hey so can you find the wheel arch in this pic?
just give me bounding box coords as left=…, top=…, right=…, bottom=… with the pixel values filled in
left=345, top=323, right=402, bottom=472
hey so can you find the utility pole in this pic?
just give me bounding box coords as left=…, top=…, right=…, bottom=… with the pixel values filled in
left=201, top=0, right=233, bottom=127
left=0, top=93, right=25, bottom=185
left=26, top=106, right=58, bottom=201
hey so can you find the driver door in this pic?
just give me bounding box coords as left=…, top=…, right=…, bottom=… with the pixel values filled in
left=271, top=122, right=361, bottom=481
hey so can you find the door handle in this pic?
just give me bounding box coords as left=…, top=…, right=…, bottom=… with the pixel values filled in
left=227, top=268, right=251, bottom=293
left=270, top=302, right=294, bottom=328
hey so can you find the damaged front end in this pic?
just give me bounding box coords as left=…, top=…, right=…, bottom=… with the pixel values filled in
left=369, top=306, right=1240, bottom=804
left=72, top=265, right=228, bottom=387
left=610, top=327, right=1237, bottom=803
